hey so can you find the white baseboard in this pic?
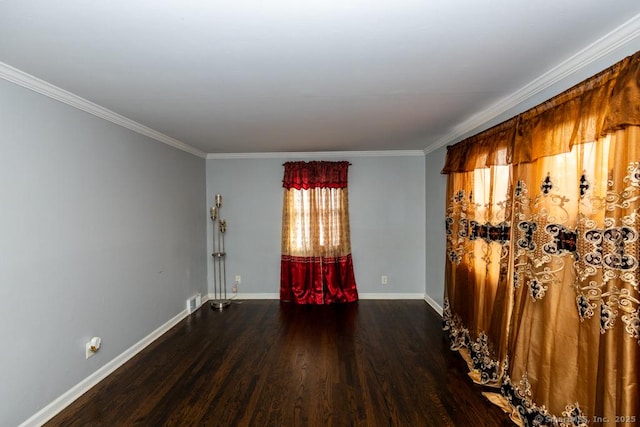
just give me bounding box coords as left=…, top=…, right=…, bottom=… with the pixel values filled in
left=227, top=293, right=279, bottom=300
left=19, top=298, right=209, bottom=427
left=22, top=290, right=436, bottom=426
left=207, top=292, right=427, bottom=301
left=359, top=293, right=425, bottom=299
left=423, top=293, right=443, bottom=316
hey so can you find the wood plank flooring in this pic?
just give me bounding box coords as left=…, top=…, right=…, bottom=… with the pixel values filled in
left=46, top=300, right=513, bottom=426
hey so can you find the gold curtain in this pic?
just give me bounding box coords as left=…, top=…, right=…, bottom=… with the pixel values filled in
left=442, top=51, right=640, bottom=425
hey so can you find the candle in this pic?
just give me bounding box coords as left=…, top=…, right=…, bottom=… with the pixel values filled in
left=215, top=194, right=223, bottom=208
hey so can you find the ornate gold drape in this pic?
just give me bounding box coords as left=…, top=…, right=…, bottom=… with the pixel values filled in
left=442, top=51, right=640, bottom=426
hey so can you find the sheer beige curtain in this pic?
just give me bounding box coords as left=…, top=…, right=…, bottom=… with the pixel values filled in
left=281, top=187, right=352, bottom=258
left=443, top=51, right=640, bottom=425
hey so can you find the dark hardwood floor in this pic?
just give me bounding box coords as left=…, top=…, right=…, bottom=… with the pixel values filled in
left=47, top=300, right=514, bottom=426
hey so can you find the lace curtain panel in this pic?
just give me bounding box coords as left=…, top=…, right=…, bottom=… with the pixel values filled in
left=442, top=51, right=640, bottom=425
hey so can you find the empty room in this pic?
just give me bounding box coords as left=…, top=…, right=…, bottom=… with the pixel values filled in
left=1, top=1, right=639, bottom=426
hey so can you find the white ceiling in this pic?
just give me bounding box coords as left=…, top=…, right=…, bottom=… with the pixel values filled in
left=1, top=1, right=640, bottom=155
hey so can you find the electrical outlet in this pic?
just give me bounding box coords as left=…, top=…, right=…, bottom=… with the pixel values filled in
left=232, top=284, right=238, bottom=293
left=85, top=338, right=101, bottom=359
left=381, top=275, right=388, bottom=285
left=85, top=342, right=96, bottom=359
left=235, top=275, right=241, bottom=284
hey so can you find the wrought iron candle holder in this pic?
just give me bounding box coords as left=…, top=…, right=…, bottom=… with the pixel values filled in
left=210, top=194, right=230, bottom=310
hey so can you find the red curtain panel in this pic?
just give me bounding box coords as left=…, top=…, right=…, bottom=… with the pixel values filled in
left=280, top=161, right=358, bottom=304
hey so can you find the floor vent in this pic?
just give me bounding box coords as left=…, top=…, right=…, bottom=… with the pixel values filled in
left=186, top=293, right=202, bottom=314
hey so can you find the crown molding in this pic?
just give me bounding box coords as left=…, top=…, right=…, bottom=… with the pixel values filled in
left=423, top=12, right=640, bottom=155
left=206, top=150, right=425, bottom=160
left=0, top=62, right=207, bottom=159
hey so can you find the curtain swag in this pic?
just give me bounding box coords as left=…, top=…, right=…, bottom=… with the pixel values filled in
left=442, top=50, right=640, bottom=173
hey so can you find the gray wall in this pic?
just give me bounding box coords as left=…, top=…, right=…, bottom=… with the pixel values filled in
left=0, top=79, right=207, bottom=427
left=205, top=155, right=426, bottom=296
left=424, top=146, right=447, bottom=308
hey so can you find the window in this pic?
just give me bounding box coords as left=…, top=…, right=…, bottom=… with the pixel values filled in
left=280, top=161, right=358, bottom=304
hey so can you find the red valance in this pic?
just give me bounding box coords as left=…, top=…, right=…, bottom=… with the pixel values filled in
left=282, top=161, right=350, bottom=190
